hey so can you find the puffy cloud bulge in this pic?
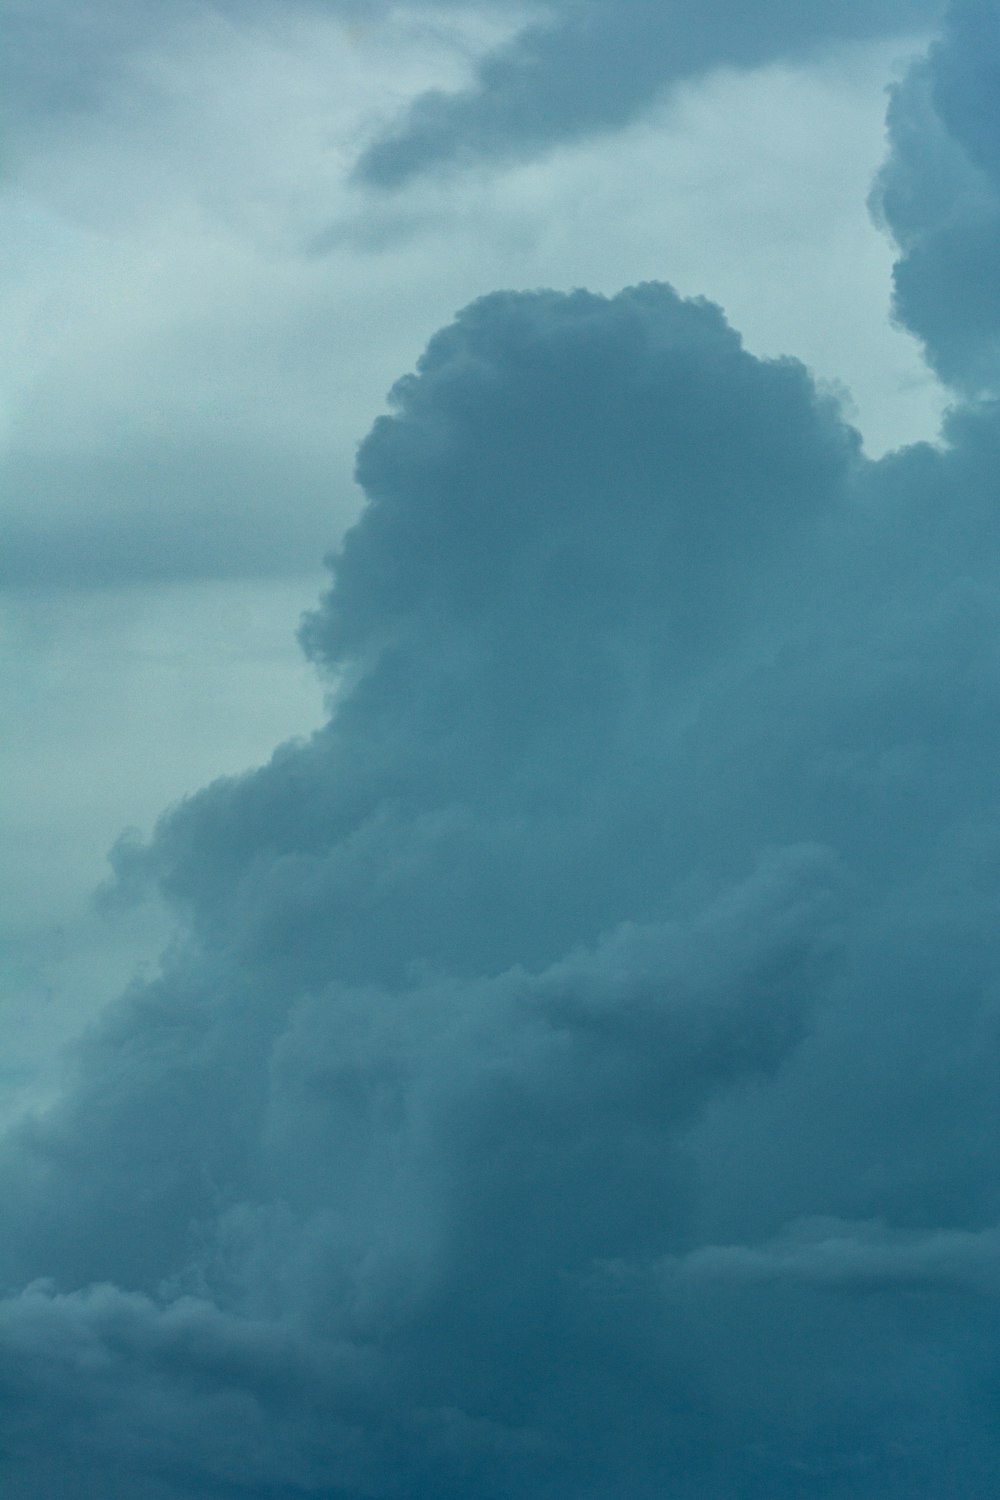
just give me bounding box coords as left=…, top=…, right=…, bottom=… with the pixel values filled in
left=873, top=0, right=1000, bottom=390
left=6, top=3, right=1000, bottom=1498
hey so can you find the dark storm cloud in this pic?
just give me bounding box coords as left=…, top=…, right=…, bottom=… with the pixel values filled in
left=873, top=0, right=1000, bottom=389
left=5, top=252, right=1000, bottom=1496
left=0, top=846, right=839, bottom=1498
left=5, top=5, right=1000, bottom=1489
left=358, top=0, right=942, bottom=186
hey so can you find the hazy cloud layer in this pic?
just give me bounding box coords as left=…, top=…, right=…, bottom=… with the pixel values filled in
left=5, top=2, right=1000, bottom=1496
left=0, top=442, right=342, bottom=587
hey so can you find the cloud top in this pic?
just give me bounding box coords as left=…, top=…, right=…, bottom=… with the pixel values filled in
left=873, top=0, right=1000, bottom=390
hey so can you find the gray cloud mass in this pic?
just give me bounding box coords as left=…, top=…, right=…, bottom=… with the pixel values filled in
left=5, top=2, right=1000, bottom=1496
left=873, top=0, right=1000, bottom=389
left=358, top=0, right=944, bottom=185
left=5, top=0, right=941, bottom=184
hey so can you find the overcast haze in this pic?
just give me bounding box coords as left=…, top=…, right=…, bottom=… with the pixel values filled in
left=4, top=1, right=1000, bottom=1496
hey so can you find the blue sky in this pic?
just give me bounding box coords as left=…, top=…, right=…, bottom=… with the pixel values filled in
left=4, top=2, right=1000, bottom=1496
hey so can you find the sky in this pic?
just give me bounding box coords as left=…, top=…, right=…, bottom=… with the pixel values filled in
left=4, top=0, right=1000, bottom=1495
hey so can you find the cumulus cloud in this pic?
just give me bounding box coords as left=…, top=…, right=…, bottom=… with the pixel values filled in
left=0, top=283, right=855, bottom=1496
left=0, top=846, right=839, bottom=1497
left=873, top=0, right=1000, bottom=390
left=5, top=259, right=1000, bottom=1493
left=6, top=3, right=1000, bottom=1492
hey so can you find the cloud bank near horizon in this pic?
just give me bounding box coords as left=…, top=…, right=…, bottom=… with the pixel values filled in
left=4, top=3, right=1000, bottom=1497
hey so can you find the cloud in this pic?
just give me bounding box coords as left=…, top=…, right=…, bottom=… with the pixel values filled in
left=0, top=441, right=342, bottom=587
left=2, top=0, right=167, bottom=129
left=4, top=0, right=938, bottom=182
left=655, top=1219, right=1000, bottom=1296
left=0, top=6, right=941, bottom=601
left=873, top=0, right=1000, bottom=390
left=0, top=282, right=857, bottom=1496
left=358, top=0, right=943, bottom=186
left=0, top=8, right=422, bottom=590
left=0, top=846, right=840, bottom=1497
left=4, top=4, right=1000, bottom=1486
left=1, top=0, right=355, bottom=127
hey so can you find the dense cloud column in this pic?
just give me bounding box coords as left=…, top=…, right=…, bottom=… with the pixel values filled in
left=5, top=206, right=1000, bottom=1491
left=873, top=0, right=1000, bottom=390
